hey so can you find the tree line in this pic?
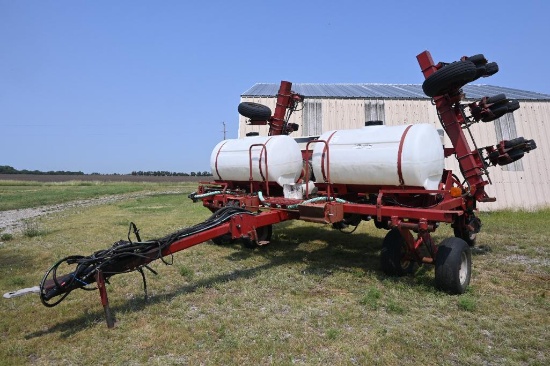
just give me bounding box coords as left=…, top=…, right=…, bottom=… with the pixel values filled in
left=0, top=165, right=212, bottom=176
left=0, top=165, right=84, bottom=175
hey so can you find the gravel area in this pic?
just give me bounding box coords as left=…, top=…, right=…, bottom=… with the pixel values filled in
left=0, top=190, right=184, bottom=235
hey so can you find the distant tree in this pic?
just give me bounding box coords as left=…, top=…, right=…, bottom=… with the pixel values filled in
left=0, top=165, right=19, bottom=174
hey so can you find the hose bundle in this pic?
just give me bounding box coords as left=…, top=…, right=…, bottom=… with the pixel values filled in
left=39, top=206, right=253, bottom=307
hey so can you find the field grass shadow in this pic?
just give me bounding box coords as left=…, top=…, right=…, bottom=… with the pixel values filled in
left=24, top=223, right=441, bottom=337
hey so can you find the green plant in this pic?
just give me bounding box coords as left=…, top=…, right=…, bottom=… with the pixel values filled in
left=458, top=295, right=477, bottom=312
left=360, top=286, right=382, bottom=309
left=1, top=233, right=13, bottom=241
left=22, top=220, right=45, bottom=238
left=179, top=265, right=195, bottom=279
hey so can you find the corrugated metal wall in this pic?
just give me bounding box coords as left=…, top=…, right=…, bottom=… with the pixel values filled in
left=239, top=96, right=550, bottom=210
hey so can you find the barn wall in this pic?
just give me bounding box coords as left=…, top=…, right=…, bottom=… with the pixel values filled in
left=239, top=96, right=550, bottom=210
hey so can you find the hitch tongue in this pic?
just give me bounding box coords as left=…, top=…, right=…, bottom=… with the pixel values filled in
left=3, top=286, right=40, bottom=299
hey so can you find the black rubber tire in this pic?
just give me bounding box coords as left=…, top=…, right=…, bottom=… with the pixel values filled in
left=484, top=62, right=499, bottom=76
left=380, top=229, right=416, bottom=276
left=238, top=102, right=272, bottom=120
left=212, top=234, right=234, bottom=245
left=490, top=100, right=520, bottom=116
left=422, top=61, right=477, bottom=97
left=466, top=54, right=487, bottom=66
left=507, top=149, right=524, bottom=163
left=486, top=93, right=506, bottom=104
left=242, top=225, right=272, bottom=249
left=504, top=137, right=526, bottom=149
left=453, top=219, right=477, bottom=247
left=435, top=237, right=471, bottom=294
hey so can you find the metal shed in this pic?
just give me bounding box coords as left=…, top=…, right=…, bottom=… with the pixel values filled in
left=239, top=84, right=550, bottom=211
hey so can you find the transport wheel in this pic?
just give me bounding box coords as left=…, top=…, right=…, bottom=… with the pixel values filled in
left=435, top=237, right=471, bottom=294
left=238, top=102, right=272, bottom=120
left=453, top=226, right=477, bottom=247
left=242, top=225, right=273, bottom=249
left=452, top=216, right=478, bottom=247
left=422, top=61, right=477, bottom=97
left=380, top=229, right=416, bottom=276
left=212, top=234, right=234, bottom=245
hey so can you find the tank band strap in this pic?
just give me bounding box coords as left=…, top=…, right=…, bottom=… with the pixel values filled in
left=397, top=125, right=413, bottom=186
left=214, top=140, right=229, bottom=180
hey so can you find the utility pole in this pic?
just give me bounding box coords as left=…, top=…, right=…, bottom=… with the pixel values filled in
left=222, top=121, right=227, bottom=140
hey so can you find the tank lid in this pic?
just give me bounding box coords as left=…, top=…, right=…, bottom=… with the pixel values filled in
left=365, top=120, right=384, bottom=126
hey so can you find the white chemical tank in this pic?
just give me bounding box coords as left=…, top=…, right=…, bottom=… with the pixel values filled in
left=210, top=135, right=303, bottom=186
left=311, top=124, right=444, bottom=190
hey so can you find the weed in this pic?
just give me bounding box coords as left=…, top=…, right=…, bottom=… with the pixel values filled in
left=458, top=295, right=477, bottom=312
left=179, top=265, right=195, bottom=279
left=385, top=299, right=406, bottom=314
left=22, top=220, right=44, bottom=237
left=360, top=286, right=381, bottom=309
left=1, top=233, right=13, bottom=241
left=326, top=328, right=339, bottom=340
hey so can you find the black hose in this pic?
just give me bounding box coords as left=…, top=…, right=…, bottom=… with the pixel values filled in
left=39, top=206, right=253, bottom=307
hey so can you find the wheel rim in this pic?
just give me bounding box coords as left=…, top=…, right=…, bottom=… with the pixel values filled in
left=459, top=251, right=468, bottom=284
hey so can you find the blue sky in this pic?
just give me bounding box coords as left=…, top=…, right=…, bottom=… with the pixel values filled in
left=1, top=0, right=549, bottom=174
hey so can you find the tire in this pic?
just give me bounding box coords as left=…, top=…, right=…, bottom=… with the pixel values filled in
left=484, top=62, right=499, bottom=76
left=212, top=234, right=234, bottom=245
left=452, top=216, right=479, bottom=247
left=242, top=225, right=272, bottom=249
left=422, top=61, right=477, bottom=97
left=504, top=137, right=526, bottom=149
left=238, top=102, right=272, bottom=120
left=486, top=93, right=506, bottom=104
left=435, top=237, right=471, bottom=294
left=466, top=54, right=487, bottom=65
left=380, top=229, right=416, bottom=276
left=507, top=149, right=524, bottom=163
left=490, top=100, right=519, bottom=116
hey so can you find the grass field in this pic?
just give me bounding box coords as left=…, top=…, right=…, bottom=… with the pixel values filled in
left=0, top=181, right=548, bottom=365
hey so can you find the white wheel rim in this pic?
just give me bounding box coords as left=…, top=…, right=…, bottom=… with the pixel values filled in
left=459, top=251, right=468, bottom=284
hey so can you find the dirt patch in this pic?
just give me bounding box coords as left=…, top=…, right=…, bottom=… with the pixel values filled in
left=0, top=190, right=184, bottom=235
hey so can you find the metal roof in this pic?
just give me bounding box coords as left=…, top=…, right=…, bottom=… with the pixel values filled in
left=242, top=83, right=550, bottom=100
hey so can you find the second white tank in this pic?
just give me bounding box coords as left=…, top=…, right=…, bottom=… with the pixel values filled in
left=311, top=124, right=444, bottom=190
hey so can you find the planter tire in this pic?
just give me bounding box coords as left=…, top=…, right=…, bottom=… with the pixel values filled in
left=453, top=216, right=478, bottom=247
left=380, top=229, right=416, bottom=276
left=435, top=237, right=472, bottom=294
left=242, top=225, right=272, bottom=249
left=238, top=102, right=272, bottom=120
left=422, top=61, right=477, bottom=97
left=212, top=234, right=234, bottom=245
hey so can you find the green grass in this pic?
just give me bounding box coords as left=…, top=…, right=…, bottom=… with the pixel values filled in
left=0, top=180, right=194, bottom=211
left=0, top=182, right=548, bottom=365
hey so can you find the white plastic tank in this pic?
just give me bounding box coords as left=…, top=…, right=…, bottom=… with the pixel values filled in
left=311, top=124, right=444, bottom=190
left=210, top=135, right=303, bottom=186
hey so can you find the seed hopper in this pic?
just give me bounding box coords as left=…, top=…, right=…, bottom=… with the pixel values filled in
left=4, top=50, right=537, bottom=327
